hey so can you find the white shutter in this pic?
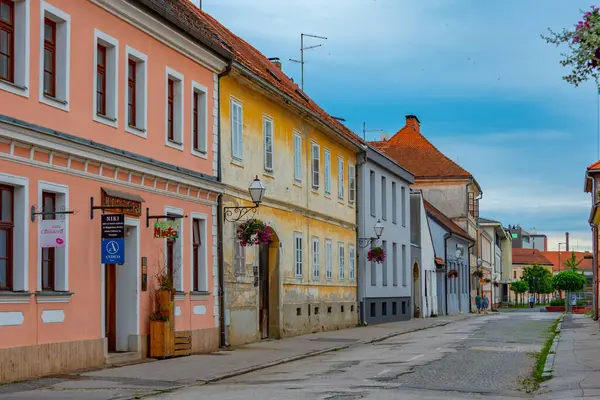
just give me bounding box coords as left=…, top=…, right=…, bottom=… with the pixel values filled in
left=294, top=134, right=302, bottom=182
left=311, top=143, right=320, bottom=188
left=324, top=151, right=331, bottom=194
left=264, top=118, right=273, bottom=171
left=338, top=158, right=344, bottom=199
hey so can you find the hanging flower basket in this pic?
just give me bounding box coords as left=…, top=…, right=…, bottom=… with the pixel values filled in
left=367, top=246, right=386, bottom=264
left=236, top=219, right=272, bottom=247
left=447, top=269, right=459, bottom=278
left=493, top=281, right=500, bottom=287
left=472, top=269, right=484, bottom=279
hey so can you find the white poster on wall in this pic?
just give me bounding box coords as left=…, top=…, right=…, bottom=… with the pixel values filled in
left=40, top=219, right=66, bottom=248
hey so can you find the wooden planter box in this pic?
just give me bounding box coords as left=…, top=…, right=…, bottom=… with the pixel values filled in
left=546, top=306, right=565, bottom=312
left=150, top=320, right=173, bottom=358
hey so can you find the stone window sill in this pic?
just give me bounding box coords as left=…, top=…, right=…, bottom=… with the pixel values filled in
left=0, top=291, right=33, bottom=304
left=35, top=291, right=74, bottom=303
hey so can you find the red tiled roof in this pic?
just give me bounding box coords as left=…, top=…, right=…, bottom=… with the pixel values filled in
left=423, top=200, right=473, bottom=241
left=372, top=117, right=473, bottom=179
left=540, top=251, right=593, bottom=273
left=588, top=160, right=600, bottom=170
left=182, top=1, right=365, bottom=147
left=512, top=248, right=553, bottom=266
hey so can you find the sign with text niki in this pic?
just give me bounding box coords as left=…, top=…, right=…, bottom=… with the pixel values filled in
left=154, top=220, right=179, bottom=239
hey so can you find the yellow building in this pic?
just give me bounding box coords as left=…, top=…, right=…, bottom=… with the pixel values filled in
left=202, top=15, right=364, bottom=344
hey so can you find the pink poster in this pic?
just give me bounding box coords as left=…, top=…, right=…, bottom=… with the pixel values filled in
left=40, top=220, right=66, bottom=248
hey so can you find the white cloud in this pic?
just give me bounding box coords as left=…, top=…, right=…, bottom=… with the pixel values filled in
left=545, top=230, right=593, bottom=252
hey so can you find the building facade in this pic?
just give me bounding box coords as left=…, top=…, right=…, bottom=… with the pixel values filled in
left=0, top=0, right=232, bottom=381
left=585, top=161, right=600, bottom=320
left=479, top=219, right=510, bottom=307
left=426, top=201, right=472, bottom=315
left=195, top=9, right=365, bottom=344
left=356, top=146, right=414, bottom=324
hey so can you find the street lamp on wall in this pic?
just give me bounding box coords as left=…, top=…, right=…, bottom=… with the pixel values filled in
left=358, top=219, right=384, bottom=248
left=224, top=176, right=266, bottom=222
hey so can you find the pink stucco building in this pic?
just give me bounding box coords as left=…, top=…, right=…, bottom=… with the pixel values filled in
left=0, top=0, right=231, bottom=380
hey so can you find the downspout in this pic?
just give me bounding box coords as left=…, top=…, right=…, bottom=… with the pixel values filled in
left=468, top=241, right=475, bottom=313
left=444, top=232, right=453, bottom=316
left=217, top=62, right=232, bottom=348
left=356, top=148, right=368, bottom=324
left=593, top=222, right=598, bottom=321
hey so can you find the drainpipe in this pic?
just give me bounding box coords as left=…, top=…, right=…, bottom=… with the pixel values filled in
left=444, top=232, right=452, bottom=316
left=593, top=222, right=598, bottom=321
left=468, top=241, right=475, bottom=313
left=356, top=148, right=368, bottom=324
left=217, top=62, right=232, bottom=348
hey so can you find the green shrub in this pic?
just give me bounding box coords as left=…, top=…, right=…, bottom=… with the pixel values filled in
left=549, top=298, right=565, bottom=306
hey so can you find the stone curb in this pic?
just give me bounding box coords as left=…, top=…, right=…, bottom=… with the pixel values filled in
left=542, top=315, right=564, bottom=378
left=137, top=315, right=472, bottom=398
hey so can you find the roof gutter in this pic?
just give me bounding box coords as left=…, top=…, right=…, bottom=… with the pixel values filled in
left=232, top=61, right=364, bottom=151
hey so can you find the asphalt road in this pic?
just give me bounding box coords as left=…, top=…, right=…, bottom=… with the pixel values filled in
left=149, top=311, right=558, bottom=400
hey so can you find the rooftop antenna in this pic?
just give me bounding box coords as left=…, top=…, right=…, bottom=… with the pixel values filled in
left=362, top=122, right=383, bottom=141
left=289, top=33, right=327, bottom=91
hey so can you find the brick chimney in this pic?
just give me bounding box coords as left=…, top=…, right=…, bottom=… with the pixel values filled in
left=405, top=115, right=420, bottom=133
left=565, top=232, right=569, bottom=252
left=269, top=57, right=282, bottom=70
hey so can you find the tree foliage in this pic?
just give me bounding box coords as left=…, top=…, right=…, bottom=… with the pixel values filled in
left=510, top=280, right=528, bottom=295
left=551, top=270, right=587, bottom=292
left=522, top=265, right=553, bottom=295
left=563, top=251, right=584, bottom=271
left=542, top=6, right=600, bottom=86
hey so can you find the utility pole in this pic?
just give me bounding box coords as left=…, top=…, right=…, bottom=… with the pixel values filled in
left=289, top=33, right=327, bottom=91
left=362, top=122, right=383, bottom=141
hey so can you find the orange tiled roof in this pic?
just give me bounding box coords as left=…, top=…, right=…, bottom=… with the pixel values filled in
left=424, top=200, right=473, bottom=241
left=588, top=160, right=600, bottom=170
left=182, top=1, right=365, bottom=147
left=372, top=116, right=473, bottom=179
left=540, top=251, right=593, bottom=273
left=512, top=248, right=553, bottom=266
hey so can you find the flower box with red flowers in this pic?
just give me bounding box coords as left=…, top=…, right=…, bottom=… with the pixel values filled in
left=367, top=246, right=386, bottom=264
left=236, top=218, right=272, bottom=247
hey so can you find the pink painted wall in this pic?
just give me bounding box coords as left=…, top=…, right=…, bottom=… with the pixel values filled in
left=0, top=0, right=216, bottom=176
left=0, top=159, right=216, bottom=348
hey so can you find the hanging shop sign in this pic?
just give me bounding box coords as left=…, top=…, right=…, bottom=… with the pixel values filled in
left=40, top=219, right=66, bottom=248
left=101, top=189, right=142, bottom=217
left=101, top=213, right=125, bottom=264
left=153, top=220, right=179, bottom=239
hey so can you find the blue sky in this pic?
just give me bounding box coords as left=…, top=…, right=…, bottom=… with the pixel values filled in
left=203, top=0, right=597, bottom=251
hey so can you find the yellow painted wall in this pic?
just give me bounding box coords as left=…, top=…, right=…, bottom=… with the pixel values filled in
left=220, top=72, right=359, bottom=344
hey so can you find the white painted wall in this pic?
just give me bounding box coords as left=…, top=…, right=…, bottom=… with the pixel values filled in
left=420, top=201, right=437, bottom=317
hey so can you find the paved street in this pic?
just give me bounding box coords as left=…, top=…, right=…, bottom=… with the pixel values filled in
left=149, top=311, right=557, bottom=400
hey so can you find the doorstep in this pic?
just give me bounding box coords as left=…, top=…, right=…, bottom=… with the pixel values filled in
left=105, top=351, right=143, bottom=366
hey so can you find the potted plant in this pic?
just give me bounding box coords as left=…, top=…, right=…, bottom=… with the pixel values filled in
left=493, top=281, right=499, bottom=287
left=447, top=269, right=459, bottom=278
left=367, top=246, right=386, bottom=264
left=472, top=269, right=484, bottom=279
left=150, top=267, right=175, bottom=358
left=546, top=298, right=566, bottom=312
left=236, top=218, right=272, bottom=247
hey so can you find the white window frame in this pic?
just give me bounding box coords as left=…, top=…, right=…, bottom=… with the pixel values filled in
left=370, top=170, right=376, bottom=217
left=165, top=66, right=184, bottom=150
left=39, top=1, right=70, bottom=111
left=392, top=182, right=397, bottom=224
left=189, top=212, right=208, bottom=292
left=0, top=173, right=29, bottom=296
left=311, top=142, right=320, bottom=189
left=325, top=239, right=332, bottom=280
left=293, top=132, right=302, bottom=183
left=125, top=45, right=148, bottom=137
left=349, top=244, right=355, bottom=280
left=230, top=98, right=243, bottom=160
left=164, top=205, right=184, bottom=292
left=37, top=181, right=69, bottom=294
left=92, top=29, right=118, bottom=127
left=401, top=186, right=407, bottom=227
left=402, top=244, right=407, bottom=287
left=233, top=224, right=246, bottom=275
left=392, top=242, right=398, bottom=286
left=311, top=237, right=320, bottom=280
left=294, top=232, right=303, bottom=278
left=324, top=149, right=331, bottom=195
left=381, top=176, right=387, bottom=220
left=348, top=163, right=355, bottom=204
left=337, top=157, right=344, bottom=200
left=0, top=0, right=29, bottom=97
left=338, top=242, right=345, bottom=280
left=263, top=115, right=274, bottom=172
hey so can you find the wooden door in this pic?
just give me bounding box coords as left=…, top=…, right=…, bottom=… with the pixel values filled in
left=105, top=264, right=116, bottom=352
left=259, top=243, right=269, bottom=339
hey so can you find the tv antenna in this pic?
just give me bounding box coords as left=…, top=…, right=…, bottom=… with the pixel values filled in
left=289, top=33, right=327, bottom=91
left=363, top=122, right=383, bottom=141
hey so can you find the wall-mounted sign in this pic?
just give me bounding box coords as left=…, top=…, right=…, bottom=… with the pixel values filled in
left=40, top=220, right=66, bottom=248
left=153, top=220, right=179, bottom=239
left=101, top=189, right=142, bottom=217
left=101, top=214, right=125, bottom=264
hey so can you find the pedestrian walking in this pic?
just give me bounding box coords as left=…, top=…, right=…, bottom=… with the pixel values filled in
left=529, top=294, right=535, bottom=308
left=475, top=294, right=482, bottom=313
left=482, top=295, right=489, bottom=315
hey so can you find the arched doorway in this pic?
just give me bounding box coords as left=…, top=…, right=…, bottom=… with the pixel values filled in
left=412, top=261, right=421, bottom=318
left=259, top=228, right=280, bottom=339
